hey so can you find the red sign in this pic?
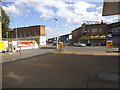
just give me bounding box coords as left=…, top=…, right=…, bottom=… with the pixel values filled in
left=17, top=41, right=35, bottom=48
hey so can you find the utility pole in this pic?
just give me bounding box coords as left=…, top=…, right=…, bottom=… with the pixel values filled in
left=15, top=28, right=17, bottom=39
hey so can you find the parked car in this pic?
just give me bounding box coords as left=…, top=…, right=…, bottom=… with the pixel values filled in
left=74, top=42, right=86, bottom=47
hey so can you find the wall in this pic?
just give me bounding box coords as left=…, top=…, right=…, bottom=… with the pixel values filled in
left=72, top=23, right=107, bottom=46
left=13, top=25, right=45, bottom=38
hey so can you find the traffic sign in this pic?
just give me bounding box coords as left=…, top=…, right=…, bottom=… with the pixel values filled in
left=0, top=42, right=5, bottom=50
left=107, top=34, right=112, bottom=37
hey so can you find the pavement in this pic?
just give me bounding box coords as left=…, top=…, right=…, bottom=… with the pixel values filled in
left=1, top=49, right=54, bottom=63
left=1, top=46, right=119, bottom=63
left=59, top=51, right=119, bottom=56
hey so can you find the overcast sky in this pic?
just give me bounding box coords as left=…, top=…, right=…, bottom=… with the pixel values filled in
left=2, top=0, right=119, bottom=38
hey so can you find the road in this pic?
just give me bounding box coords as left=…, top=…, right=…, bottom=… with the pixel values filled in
left=2, top=53, right=118, bottom=88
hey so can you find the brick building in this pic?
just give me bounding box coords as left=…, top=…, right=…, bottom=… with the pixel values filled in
left=12, top=25, right=46, bottom=46
left=72, top=23, right=107, bottom=46
left=106, top=22, right=120, bottom=50
left=72, top=26, right=83, bottom=44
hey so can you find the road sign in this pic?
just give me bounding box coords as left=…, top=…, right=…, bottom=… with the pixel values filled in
left=107, top=41, right=113, bottom=49
left=107, top=34, right=112, bottom=37
left=0, top=42, right=5, bottom=50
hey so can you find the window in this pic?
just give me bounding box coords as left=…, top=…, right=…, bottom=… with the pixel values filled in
left=29, top=31, right=32, bottom=36
left=99, top=28, right=102, bottom=32
left=35, top=30, right=39, bottom=36
left=19, top=32, right=23, bottom=37
left=92, top=29, right=97, bottom=32
left=23, top=32, right=26, bottom=37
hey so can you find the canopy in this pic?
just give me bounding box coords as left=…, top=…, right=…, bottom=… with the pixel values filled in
left=102, top=1, right=120, bottom=16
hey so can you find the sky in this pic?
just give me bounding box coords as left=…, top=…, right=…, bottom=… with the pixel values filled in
left=1, top=0, right=119, bottom=39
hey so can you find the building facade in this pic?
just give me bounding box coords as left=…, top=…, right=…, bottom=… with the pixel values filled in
left=59, top=34, right=72, bottom=45
left=72, top=23, right=107, bottom=46
left=106, top=22, right=120, bottom=51
left=72, top=27, right=83, bottom=44
left=12, top=25, right=46, bottom=46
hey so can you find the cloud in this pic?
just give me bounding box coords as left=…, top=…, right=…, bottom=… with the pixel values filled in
left=3, top=0, right=119, bottom=38
left=2, top=0, right=118, bottom=25
left=2, top=0, right=30, bottom=17
left=62, top=24, right=68, bottom=27
left=46, top=26, right=71, bottom=38
left=46, top=27, right=58, bottom=38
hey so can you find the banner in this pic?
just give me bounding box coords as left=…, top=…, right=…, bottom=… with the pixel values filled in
left=17, top=41, right=36, bottom=48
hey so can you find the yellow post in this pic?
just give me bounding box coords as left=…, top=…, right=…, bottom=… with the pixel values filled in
left=58, top=42, right=63, bottom=49
left=107, top=41, right=113, bottom=49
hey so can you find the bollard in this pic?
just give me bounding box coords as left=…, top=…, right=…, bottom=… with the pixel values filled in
left=19, top=47, right=22, bottom=55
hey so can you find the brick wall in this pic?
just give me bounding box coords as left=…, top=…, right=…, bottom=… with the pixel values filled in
left=13, top=25, right=45, bottom=38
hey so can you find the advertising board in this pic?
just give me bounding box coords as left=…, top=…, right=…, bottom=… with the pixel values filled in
left=12, top=41, right=39, bottom=51
left=0, top=42, right=5, bottom=50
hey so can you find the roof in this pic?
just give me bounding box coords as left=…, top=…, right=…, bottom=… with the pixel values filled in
left=102, top=1, right=120, bottom=16
left=14, top=25, right=45, bottom=29
left=107, top=22, right=120, bottom=28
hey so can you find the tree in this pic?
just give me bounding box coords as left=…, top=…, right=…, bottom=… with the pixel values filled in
left=1, top=7, right=10, bottom=38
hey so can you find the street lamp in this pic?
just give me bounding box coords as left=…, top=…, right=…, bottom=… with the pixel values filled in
left=55, top=18, right=59, bottom=49
left=11, top=20, right=17, bottom=39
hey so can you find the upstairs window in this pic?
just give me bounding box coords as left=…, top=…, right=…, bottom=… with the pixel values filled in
left=99, top=28, right=102, bottom=32
left=92, top=29, right=97, bottom=32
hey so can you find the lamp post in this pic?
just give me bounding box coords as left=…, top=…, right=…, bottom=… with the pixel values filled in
left=55, top=18, right=59, bottom=49
left=15, top=27, right=17, bottom=39
left=11, top=20, right=17, bottom=39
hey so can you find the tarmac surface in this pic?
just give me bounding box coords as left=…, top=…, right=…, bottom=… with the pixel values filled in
left=2, top=53, right=119, bottom=88
left=1, top=46, right=119, bottom=88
